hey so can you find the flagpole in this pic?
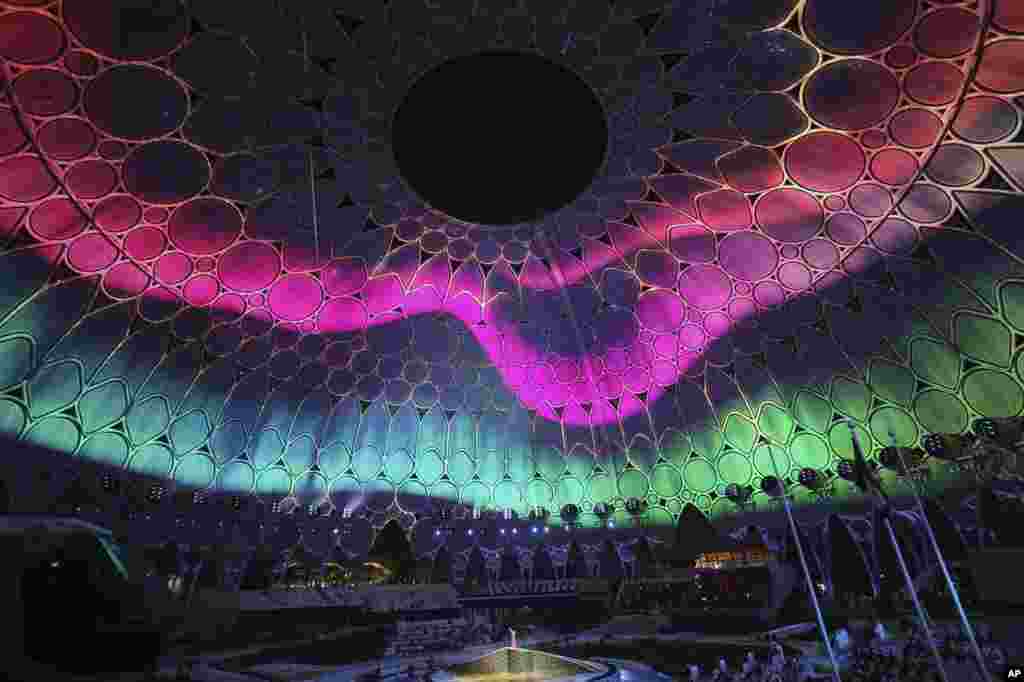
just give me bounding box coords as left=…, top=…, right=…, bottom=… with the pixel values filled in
left=764, top=443, right=842, bottom=682
left=845, top=421, right=949, bottom=682
left=886, top=431, right=991, bottom=681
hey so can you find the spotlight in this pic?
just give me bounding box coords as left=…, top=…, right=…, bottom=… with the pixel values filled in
left=531, top=526, right=537, bottom=534
left=973, top=417, right=1024, bottom=447
left=760, top=476, right=784, bottom=498
left=468, top=529, right=474, bottom=536
left=501, top=528, right=506, bottom=535
left=797, top=468, right=822, bottom=489
left=836, top=459, right=856, bottom=481
left=879, top=447, right=928, bottom=474
left=923, top=433, right=976, bottom=461
left=560, top=504, right=580, bottom=525
left=512, top=528, right=518, bottom=534
left=593, top=502, right=614, bottom=521
left=724, top=484, right=754, bottom=504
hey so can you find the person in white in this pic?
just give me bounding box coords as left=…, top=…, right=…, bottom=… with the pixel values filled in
left=687, top=663, right=700, bottom=682
left=509, top=627, right=517, bottom=650
left=742, top=651, right=757, bottom=676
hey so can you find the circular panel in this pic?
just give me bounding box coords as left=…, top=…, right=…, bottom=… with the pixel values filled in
left=155, top=252, right=192, bottom=285
left=804, top=0, right=916, bottom=55
left=0, top=12, right=65, bottom=64
left=461, top=480, right=491, bottom=508
left=870, top=218, right=918, bottom=255
left=803, top=239, right=840, bottom=270
left=719, top=231, right=779, bottom=281
left=805, top=59, right=899, bottom=130
left=494, top=479, right=521, bottom=509
left=269, top=274, right=324, bottom=322
left=870, top=148, right=919, bottom=186
left=217, top=461, right=255, bottom=493
left=953, top=96, right=1019, bottom=144
left=124, top=226, right=167, bottom=261
left=849, top=183, right=893, bottom=218
left=697, top=190, right=753, bottom=231
left=868, top=405, right=918, bottom=446
left=678, top=265, right=732, bottom=310
left=557, top=476, right=585, bottom=505
left=416, top=449, right=444, bottom=486
left=904, top=62, right=962, bottom=106
left=37, top=117, right=95, bottom=161
left=756, top=188, right=825, bottom=242
left=995, top=1, right=1024, bottom=32
left=889, top=108, right=943, bottom=149
left=64, top=0, right=188, bottom=60
left=12, top=69, right=77, bottom=116
left=183, top=275, right=219, bottom=306
left=123, top=141, right=210, bottom=204
left=219, top=241, right=281, bottom=293
left=618, top=469, right=649, bottom=499
left=84, top=65, right=188, bottom=140
left=913, top=389, right=968, bottom=435
left=256, top=467, right=292, bottom=496
left=719, top=145, right=784, bottom=193
left=104, top=262, right=150, bottom=298
left=786, top=132, right=865, bottom=193
left=448, top=451, right=475, bottom=485
left=589, top=473, right=615, bottom=503
left=915, top=8, right=979, bottom=58
left=963, top=369, right=1024, bottom=418
left=925, top=144, right=985, bottom=187
left=384, top=449, right=415, bottom=482
left=526, top=479, right=554, bottom=507
left=0, top=155, right=56, bottom=202
left=168, top=197, right=242, bottom=256
left=976, top=40, right=1024, bottom=94
left=29, top=198, right=87, bottom=241
left=65, top=160, right=118, bottom=200
left=651, top=464, right=682, bottom=497
left=352, top=446, right=383, bottom=481
left=790, top=432, right=830, bottom=470
left=94, top=195, right=142, bottom=233
left=778, top=262, right=812, bottom=291
left=68, top=234, right=118, bottom=273
left=899, top=184, right=952, bottom=223
left=823, top=421, right=872, bottom=458
left=174, top=453, right=216, bottom=488
left=716, top=450, right=753, bottom=485
left=752, top=443, right=791, bottom=478
left=129, top=443, right=172, bottom=478
left=683, top=458, right=717, bottom=494
left=636, top=289, right=685, bottom=332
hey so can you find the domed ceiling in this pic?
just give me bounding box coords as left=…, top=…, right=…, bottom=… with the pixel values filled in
left=1, top=0, right=1024, bottom=536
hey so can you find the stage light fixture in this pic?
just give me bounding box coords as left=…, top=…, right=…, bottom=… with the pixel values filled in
left=923, top=433, right=976, bottom=461
left=725, top=483, right=754, bottom=504
left=798, top=468, right=822, bottom=489
left=879, top=446, right=928, bottom=474
left=973, top=417, right=1024, bottom=447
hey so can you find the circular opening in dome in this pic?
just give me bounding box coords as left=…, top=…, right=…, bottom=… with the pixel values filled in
left=392, top=50, right=608, bottom=227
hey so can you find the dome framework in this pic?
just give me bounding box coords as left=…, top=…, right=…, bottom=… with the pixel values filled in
left=0, top=0, right=1022, bottom=545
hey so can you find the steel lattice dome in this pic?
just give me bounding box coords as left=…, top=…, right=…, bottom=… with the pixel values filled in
left=0, top=0, right=1023, bottom=550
